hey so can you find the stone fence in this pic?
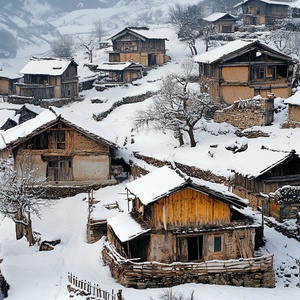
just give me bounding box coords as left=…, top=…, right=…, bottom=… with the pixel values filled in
left=102, top=243, right=275, bottom=289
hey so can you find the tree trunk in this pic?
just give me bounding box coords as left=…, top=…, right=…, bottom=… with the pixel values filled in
left=15, top=208, right=24, bottom=240
left=188, top=127, right=197, bottom=147
left=26, top=214, right=35, bottom=246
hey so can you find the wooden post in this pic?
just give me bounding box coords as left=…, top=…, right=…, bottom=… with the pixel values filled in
left=117, top=289, right=123, bottom=300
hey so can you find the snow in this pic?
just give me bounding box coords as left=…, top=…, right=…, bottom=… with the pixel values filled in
left=285, top=90, right=300, bottom=105
left=203, top=12, right=235, bottom=22
left=97, top=61, right=139, bottom=71
left=107, top=212, right=150, bottom=243
left=125, top=166, right=187, bottom=205
left=228, top=149, right=294, bottom=178
left=193, top=40, right=254, bottom=64
left=1, top=2, right=300, bottom=300
left=20, top=58, right=74, bottom=76
left=0, top=109, right=56, bottom=149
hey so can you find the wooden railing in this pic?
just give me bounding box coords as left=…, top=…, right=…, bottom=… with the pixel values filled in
left=67, top=272, right=123, bottom=300
left=104, top=242, right=273, bottom=274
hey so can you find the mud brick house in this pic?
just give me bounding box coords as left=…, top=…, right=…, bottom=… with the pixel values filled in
left=109, top=27, right=169, bottom=68
left=203, top=12, right=236, bottom=33
left=96, top=61, right=143, bottom=83
left=0, top=69, right=22, bottom=95
left=102, top=166, right=275, bottom=288
left=234, top=0, right=289, bottom=26
left=229, top=149, right=300, bottom=214
left=194, top=40, right=295, bottom=105
left=0, top=109, right=118, bottom=185
left=11, top=57, right=79, bottom=105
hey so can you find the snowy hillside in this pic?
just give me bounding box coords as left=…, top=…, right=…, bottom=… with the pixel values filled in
left=1, top=1, right=300, bottom=300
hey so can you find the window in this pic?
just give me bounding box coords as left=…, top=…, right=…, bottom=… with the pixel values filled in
left=254, top=66, right=265, bottom=79
left=51, top=130, right=66, bottom=149
left=214, top=236, right=222, bottom=252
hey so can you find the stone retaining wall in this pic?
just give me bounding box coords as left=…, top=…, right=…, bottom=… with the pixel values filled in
left=102, top=244, right=275, bottom=289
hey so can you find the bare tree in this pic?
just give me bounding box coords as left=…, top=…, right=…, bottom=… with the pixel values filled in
left=51, top=34, right=75, bottom=57
left=78, top=36, right=95, bottom=63
left=92, top=19, right=104, bottom=46
left=134, top=59, right=211, bottom=147
left=169, top=3, right=203, bottom=55
left=0, top=153, right=50, bottom=246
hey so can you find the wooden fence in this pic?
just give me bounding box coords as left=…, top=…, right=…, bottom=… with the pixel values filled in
left=67, top=272, right=123, bottom=300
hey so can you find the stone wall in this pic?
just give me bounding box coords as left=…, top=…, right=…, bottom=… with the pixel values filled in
left=102, top=244, right=275, bottom=289
left=133, top=152, right=227, bottom=184
left=214, top=97, right=274, bottom=129
left=93, top=91, right=155, bottom=121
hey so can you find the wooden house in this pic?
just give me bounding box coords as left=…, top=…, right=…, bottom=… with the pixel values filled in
left=0, top=104, right=44, bottom=131
left=0, top=109, right=118, bottom=184
left=229, top=149, right=300, bottom=212
left=203, top=12, right=236, bottom=33
left=103, top=167, right=275, bottom=288
left=234, top=0, right=289, bottom=26
left=194, top=40, right=295, bottom=105
left=0, top=69, right=22, bottom=95
left=13, top=57, right=79, bottom=102
left=96, top=61, right=143, bottom=83
left=109, top=27, right=169, bottom=68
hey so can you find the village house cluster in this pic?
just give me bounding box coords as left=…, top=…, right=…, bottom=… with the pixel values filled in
left=2, top=0, right=300, bottom=291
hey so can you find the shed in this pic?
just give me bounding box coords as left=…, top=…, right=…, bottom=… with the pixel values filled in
left=0, top=69, right=22, bottom=95
left=203, top=12, right=236, bottom=33
left=97, top=61, right=143, bottom=83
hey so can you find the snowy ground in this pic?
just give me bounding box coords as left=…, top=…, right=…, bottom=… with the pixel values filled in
left=1, top=182, right=300, bottom=300
left=1, top=3, right=300, bottom=299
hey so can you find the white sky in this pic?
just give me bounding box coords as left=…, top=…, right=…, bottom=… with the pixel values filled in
left=1, top=1, right=300, bottom=299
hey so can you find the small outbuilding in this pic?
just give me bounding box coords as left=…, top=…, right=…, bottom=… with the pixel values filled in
left=97, top=61, right=143, bottom=83
left=203, top=12, right=236, bottom=33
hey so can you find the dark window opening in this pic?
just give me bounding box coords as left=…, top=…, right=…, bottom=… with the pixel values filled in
left=187, top=236, right=203, bottom=261
left=51, top=130, right=66, bottom=149
left=24, top=132, right=48, bottom=149
left=214, top=236, right=222, bottom=252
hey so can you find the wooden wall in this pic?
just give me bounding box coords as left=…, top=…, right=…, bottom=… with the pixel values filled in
left=151, top=187, right=231, bottom=230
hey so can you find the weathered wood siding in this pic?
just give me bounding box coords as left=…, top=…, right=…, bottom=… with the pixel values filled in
left=152, top=187, right=231, bottom=230
left=222, top=66, right=248, bottom=82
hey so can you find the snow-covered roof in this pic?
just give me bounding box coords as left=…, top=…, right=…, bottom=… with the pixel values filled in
left=0, top=69, right=22, bottom=79
left=234, top=0, right=289, bottom=8
left=97, top=61, right=142, bottom=71
left=107, top=212, right=150, bottom=243
left=285, top=91, right=300, bottom=105
left=203, top=12, right=235, bottom=22
left=20, top=58, right=75, bottom=76
left=110, top=27, right=168, bottom=41
left=126, top=166, right=188, bottom=205
left=0, top=109, right=57, bottom=150
left=228, top=149, right=297, bottom=178
left=194, top=40, right=253, bottom=64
